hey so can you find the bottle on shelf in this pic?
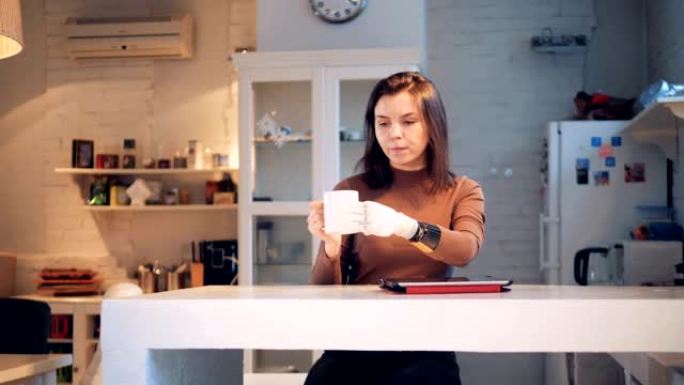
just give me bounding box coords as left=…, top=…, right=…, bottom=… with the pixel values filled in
left=218, top=173, right=238, bottom=204
left=173, top=148, right=188, bottom=169
left=155, top=142, right=171, bottom=169
left=122, top=138, right=136, bottom=169
left=187, top=140, right=204, bottom=170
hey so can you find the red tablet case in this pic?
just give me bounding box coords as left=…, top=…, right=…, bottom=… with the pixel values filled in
left=404, top=284, right=504, bottom=294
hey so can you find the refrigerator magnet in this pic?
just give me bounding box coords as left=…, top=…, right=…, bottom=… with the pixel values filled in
left=591, top=137, right=602, bottom=147
left=605, top=156, right=616, bottom=167
left=593, top=170, right=610, bottom=186
left=577, top=169, right=588, bottom=185
left=625, top=163, right=645, bottom=183
left=576, top=158, right=590, bottom=169
left=611, top=136, right=622, bottom=147
left=598, top=144, right=613, bottom=158
left=576, top=158, right=589, bottom=185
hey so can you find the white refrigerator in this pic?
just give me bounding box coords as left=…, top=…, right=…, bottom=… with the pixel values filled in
left=540, top=121, right=671, bottom=385
left=540, top=120, right=669, bottom=285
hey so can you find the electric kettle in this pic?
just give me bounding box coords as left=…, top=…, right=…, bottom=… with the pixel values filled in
left=573, top=245, right=624, bottom=286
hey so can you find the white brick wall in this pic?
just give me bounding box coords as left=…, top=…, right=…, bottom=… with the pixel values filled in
left=0, top=0, right=252, bottom=279
left=423, top=4, right=643, bottom=383
left=646, top=0, right=684, bottom=222
left=646, top=0, right=684, bottom=84
left=427, top=0, right=596, bottom=284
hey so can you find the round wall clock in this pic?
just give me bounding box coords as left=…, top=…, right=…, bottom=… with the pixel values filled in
left=308, top=0, right=368, bottom=24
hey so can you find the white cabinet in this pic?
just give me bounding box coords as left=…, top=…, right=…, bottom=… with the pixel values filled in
left=16, top=295, right=102, bottom=385
left=233, top=48, right=421, bottom=378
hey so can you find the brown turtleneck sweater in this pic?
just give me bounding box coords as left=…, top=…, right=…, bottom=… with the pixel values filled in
left=310, top=168, right=485, bottom=285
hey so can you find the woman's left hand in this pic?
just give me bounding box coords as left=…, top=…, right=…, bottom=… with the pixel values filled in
left=361, top=201, right=418, bottom=239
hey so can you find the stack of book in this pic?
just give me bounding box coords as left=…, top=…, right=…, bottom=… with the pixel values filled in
left=36, top=268, right=100, bottom=296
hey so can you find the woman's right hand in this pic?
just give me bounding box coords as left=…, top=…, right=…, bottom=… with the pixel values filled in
left=307, top=201, right=342, bottom=260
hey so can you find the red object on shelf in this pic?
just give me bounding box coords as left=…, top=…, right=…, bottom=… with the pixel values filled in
left=591, top=93, right=611, bottom=105
left=50, top=315, right=72, bottom=339
left=405, top=284, right=504, bottom=295
left=96, top=154, right=119, bottom=169
left=205, top=181, right=219, bottom=204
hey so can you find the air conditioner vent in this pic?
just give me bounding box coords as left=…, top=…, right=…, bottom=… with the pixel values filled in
left=64, top=14, right=193, bottom=60
left=72, top=16, right=174, bottom=24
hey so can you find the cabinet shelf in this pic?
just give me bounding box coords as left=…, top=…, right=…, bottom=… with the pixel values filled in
left=16, top=295, right=102, bottom=385
left=253, top=139, right=366, bottom=145
left=55, top=167, right=234, bottom=176
left=254, top=137, right=311, bottom=144
left=254, top=262, right=311, bottom=267
left=83, top=204, right=237, bottom=212
left=248, top=202, right=308, bottom=216
left=624, top=96, right=684, bottom=160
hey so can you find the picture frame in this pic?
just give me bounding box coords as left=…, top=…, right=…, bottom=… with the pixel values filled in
left=72, top=140, right=94, bottom=168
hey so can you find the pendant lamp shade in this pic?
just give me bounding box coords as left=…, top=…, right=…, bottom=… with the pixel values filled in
left=0, top=0, right=23, bottom=60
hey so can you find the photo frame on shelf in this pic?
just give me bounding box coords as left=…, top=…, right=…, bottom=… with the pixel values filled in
left=72, top=140, right=94, bottom=168
left=200, top=239, right=238, bottom=285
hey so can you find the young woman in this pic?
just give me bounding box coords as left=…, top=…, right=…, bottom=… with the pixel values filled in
left=305, top=72, right=485, bottom=385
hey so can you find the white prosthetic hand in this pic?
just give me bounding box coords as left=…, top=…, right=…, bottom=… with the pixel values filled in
left=360, top=201, right=419, bottom=239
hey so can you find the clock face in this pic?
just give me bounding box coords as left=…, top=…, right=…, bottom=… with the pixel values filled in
left=309, top=0, right=368, bottom=23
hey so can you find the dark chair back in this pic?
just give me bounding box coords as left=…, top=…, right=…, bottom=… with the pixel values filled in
left=0, top=298, right=51, bottom=354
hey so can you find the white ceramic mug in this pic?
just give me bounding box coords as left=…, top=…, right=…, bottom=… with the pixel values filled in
left=323, top=190, right=360, bottom=234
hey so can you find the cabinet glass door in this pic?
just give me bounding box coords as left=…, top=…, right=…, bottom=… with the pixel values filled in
left=326, top=65, right=417, bottom=188
left=339, top=79, right=376, bottom=180
left=253, top=215, right=313, bottom=374
left=253, top=81, right=312, bottom=202
left=253, top=215, right=312, bottom=285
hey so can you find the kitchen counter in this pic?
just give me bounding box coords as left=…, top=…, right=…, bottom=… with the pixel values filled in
left=102, top=284, right=684, bottom=384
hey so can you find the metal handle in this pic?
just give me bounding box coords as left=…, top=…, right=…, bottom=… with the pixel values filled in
left=539, top=213, right=546, bottom=271
left=539, top=213, right=560, bottom=270
left=539, top=213, right=546, bottom=270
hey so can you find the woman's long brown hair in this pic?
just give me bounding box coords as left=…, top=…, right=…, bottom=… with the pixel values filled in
left=357, top=72, right=454, bottom=193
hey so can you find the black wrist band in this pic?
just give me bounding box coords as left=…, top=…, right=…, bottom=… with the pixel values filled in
left=410, top=221, right=441, bottom=252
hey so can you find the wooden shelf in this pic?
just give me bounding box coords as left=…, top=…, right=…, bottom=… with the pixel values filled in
left=624, top=96, right=684, bottom=160
left=532, top=45, right=587, bottom=54
left=55, top=167, right=234, bottom=176
left=83, top=204, right=237, bottom=212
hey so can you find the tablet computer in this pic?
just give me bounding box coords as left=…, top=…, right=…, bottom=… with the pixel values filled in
left=379, top=276, right=512, bottom=294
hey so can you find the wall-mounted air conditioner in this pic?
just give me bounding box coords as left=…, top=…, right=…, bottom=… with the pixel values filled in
left=64, top=14, right=193, bottom=60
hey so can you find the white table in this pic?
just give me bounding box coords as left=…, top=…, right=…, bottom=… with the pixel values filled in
left=102, top=284, right=684, bottom=385
left=0, top=354, right=72, bottom=385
